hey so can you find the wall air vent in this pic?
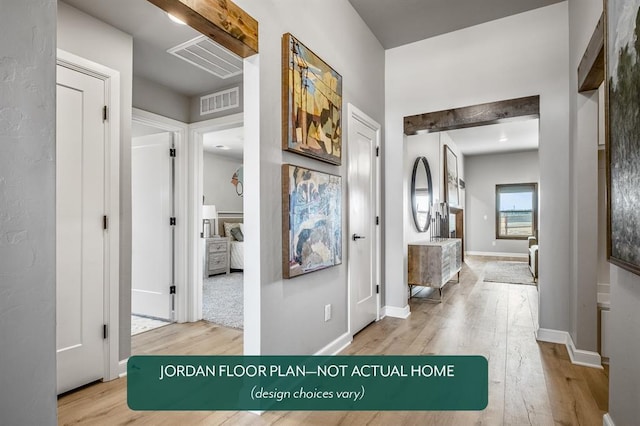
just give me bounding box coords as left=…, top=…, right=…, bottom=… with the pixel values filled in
left=200, top=87, right=240, bottom=116
left=168, top=35, right=243, bottom=79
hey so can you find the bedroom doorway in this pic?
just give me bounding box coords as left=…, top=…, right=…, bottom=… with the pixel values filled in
left=190, top=114, right=245, bottom=330
left=202, top=125, right=245, bottom=329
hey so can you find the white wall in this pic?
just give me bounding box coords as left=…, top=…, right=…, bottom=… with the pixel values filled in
left=57, top=1, right=133, bottom=361
left=567, top=0, right=640, bottom=422
left=235, top=0, right=385, bottom=355
left=133, top=75, right=190, bottom=123
left=0, top=0, right=58, bottom=423
left=465, top=150, right=540, bottom=255
left=203, top=152, right=243, bottom=212
left=406, top=133, right=439, bottom=241
left=567, top=0, right=602, bottom=354
left=405, top=133, right=464, bottom=244
left=385, top=3, right=571, bottom=333
left=190, top=83, right=244, bottom=123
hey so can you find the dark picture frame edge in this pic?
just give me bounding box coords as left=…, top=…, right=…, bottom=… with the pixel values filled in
left=604, top=0, right=640, bottom=276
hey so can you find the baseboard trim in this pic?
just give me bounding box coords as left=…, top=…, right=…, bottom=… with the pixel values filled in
left=315, top=332, right=352, bottom=356
left=118, top=359, right=129, bottom=378
left=603, top=413, right=615, bottom=426
left=382, top=305, right=411, bottom=319
left=466, top=251, right=528, bottom=259
left=536, top=328, right=603, bottom=369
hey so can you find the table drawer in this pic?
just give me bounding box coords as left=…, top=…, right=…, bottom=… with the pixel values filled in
left=208, top=253, right=227, bottom=270
left=208, top=241, right=227, bottom=253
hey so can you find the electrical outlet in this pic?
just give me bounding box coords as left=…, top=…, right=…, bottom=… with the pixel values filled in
left=324, top=304, right=332, bottom=322
left=492, top=241, right=497, bottom=246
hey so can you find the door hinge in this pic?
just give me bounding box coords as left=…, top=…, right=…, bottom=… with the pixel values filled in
left=103, top=324, right=108, bottom=339
left=376, top=216, right=380, bottom=225
left=102, top=105, right=108, bottom=122
left=376, top=285, right=380, bottom=294
left=170, top=285, right=176, bottom=295
left=103, top=215, right=108, bottom=230
left=376, top=146, right=380, bottom=157
left=169, top=148, right=176, bottom=157
left=170, top=217, right=176, bottom=226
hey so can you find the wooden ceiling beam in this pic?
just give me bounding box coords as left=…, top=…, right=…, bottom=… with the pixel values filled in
left=404, top=95, right=540, bottom=135
left=578, top=12, right=604, bottom=93
left=147, top=0, right=258, bottom=58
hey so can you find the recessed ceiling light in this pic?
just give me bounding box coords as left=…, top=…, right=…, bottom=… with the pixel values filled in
left=499, top=137, right=508, bottom=142
left=215, top=145, right=231, bottom=150
left=167, top=13, right=187, bottom=25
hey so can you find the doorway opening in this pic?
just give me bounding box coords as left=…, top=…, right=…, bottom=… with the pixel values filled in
left=201, top=122, right=245, bottom=330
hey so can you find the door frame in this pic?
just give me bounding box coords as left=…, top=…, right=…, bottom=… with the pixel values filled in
left=56, top=49, right=120, bottom=382
left=187, top=113, right=244, bottom=322
left=347, top=103, right=382, bottom=336
left=132, top=108, right=189, bottom=323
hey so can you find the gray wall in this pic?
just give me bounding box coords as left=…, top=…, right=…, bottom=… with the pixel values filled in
left=190, top=83, right=243, bottom=123
left=465, top=150, right=540, bottom=255
left=567, top=0, right=640, bottom=422
left=133, top=75, right=190, bottom=123
left=236, top=0, right=385, bottom=355
left=58, top=1, right=133, bottom=361
left=385, top=3, right=572, bottom=334
left=203, top=152, right=243, bottom=212
left=597, top=150, right=609, bottom=286
left=0, top=0, right=58, bottom=424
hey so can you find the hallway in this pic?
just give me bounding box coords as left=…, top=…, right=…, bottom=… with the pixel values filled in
left=58, top=257, right=608, bottom=425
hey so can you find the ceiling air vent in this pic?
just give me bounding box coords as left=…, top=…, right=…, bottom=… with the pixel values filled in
left=168, top=35, right=243, bottom=79
left=200, top=87, right=240, bottom=115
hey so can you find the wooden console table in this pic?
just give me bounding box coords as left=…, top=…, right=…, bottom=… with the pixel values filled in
left=408, top=238, right=462, bottom=302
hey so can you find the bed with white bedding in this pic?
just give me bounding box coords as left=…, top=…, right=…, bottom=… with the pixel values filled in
left=218, top=216, right=244, bottom=270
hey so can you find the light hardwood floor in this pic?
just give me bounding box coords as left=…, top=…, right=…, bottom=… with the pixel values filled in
left=58, top=257, right=608, bottom=425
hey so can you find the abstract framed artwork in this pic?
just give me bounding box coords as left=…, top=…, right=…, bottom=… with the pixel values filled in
left=282, top=164, right=342, bottom=279
left=606, top=0, right=640, bottom=276
left=444, top=145, right=459, bottom=208
left=282, top=33, right=343, bottom=165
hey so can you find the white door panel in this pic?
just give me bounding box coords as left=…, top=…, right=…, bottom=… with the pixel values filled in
left=349, top=109, right=379, bottom=335
left=56, top=65, right=105, bottom=394
left=131, top=133, right=173, bottom=320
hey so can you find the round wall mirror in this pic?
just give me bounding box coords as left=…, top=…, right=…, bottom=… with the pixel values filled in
left=411, top=156, right=433, bottom=232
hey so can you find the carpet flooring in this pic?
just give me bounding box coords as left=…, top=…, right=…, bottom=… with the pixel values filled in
left=131, top=315, right=171, bottom=336
left=483, top=261, right=536, bottom=285
left=203, top=272, right=243, bottom=329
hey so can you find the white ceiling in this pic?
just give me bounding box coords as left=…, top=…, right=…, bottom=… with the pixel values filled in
left=203, top=126, right=244, bottom=160
left=348, top=0, right=564, bottom=49
left=445, top=119, right=539, bottom=156
left=61, top=0, right=242, bottom=96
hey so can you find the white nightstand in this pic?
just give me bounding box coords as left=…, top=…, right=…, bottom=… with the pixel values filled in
left=204, top=236, right=230, bottom=277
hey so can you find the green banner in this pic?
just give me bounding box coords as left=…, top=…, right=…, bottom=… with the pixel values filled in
left=127, top=355, right=487, bottom=411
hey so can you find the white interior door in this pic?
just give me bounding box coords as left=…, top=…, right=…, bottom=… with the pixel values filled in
left=131, top=132, right=174, bottom=320
left=56, top=64, right=106, bottom=394
left=348, top=106, right=380, bottom=335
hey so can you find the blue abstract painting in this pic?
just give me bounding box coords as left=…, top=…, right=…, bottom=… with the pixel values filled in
left=282, top=164, right=342, bottom=278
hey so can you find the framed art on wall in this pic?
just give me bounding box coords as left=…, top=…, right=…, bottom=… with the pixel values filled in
left=282, top=33, right=343, bottom=165
left=282, top=164, right=342, bottom=278
left=444, top=145, right=459, bottom=208
left=606, top=0, right=640, bottom=276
